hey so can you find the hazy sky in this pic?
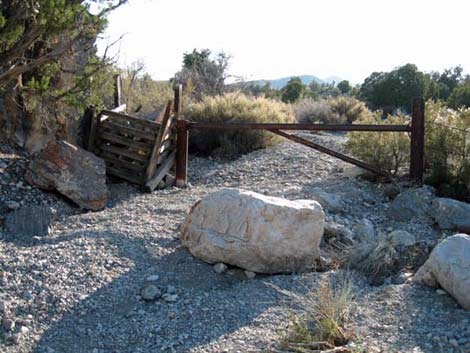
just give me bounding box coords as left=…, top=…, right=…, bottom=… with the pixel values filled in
left=98, top=0, right=470, bottom=84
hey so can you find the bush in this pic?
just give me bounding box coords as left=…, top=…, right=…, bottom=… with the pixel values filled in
left=295, top=96, right=372, bottom=124
left=184, top=92, right=296, bottom=156
left=346, top=101, right=470, bottom=200
left=345, top=113, right=410, bottom=175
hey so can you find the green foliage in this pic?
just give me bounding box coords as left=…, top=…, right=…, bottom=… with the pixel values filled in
left=359, top=64, right=429, bottom=113
left=337, top=80, right=352, bottom=94
left=184, top=92, right=295, bottom=156
left=281, top=77, right=306, bottom=103
left=174, top=48, right=229, bottom=101
left=448, top=81, right=470, bottom=109
left=345, top=113, right=410, bottom=175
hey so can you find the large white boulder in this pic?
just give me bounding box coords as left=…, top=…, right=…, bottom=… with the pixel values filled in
left=414, top=234, right=470, bottom=310
left=181, top=188, right=325, bottom=274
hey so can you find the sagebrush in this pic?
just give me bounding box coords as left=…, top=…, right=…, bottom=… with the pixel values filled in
left=184, top=92, right=295, bottom=156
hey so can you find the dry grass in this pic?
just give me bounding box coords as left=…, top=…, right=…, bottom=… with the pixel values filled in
left=273, top=275, right=355, bottom=353
left=184, top=92, right=295, bottom=156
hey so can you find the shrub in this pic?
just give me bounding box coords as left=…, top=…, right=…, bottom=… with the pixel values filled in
left=275, top=275, right=354, bottom=351
left=328, top=96, right=372, bottom=123
left=295, top=96, right=372, bottom=125
left=345, top=113, right=410, bottom=175
left=294, top=98, right=341, bottom=124
left=184, top=92, right=296, bottom=156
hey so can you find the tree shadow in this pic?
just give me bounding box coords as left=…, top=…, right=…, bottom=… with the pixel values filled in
left=28, top=229, right=286, bottom=353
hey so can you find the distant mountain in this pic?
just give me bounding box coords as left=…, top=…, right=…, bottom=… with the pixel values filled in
left=250, top=75, right=344, bottom=89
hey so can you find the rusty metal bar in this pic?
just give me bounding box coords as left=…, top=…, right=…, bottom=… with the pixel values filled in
left=187, top=122, right=411, bottom=132
left=270, top=129, right=390, bottom=177
left=175, top=119, right=189, bottom=187
left=410, top=98, right=425, bottom=182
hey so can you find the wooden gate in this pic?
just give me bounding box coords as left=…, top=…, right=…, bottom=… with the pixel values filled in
left=86, top=86, right=182, bottom=191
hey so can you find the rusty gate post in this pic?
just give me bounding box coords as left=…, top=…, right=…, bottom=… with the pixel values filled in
left=174, top=84, right=183, bottom=119
left=410, top=98, right=425, bottom=183
left=175, top=120, right=189, bottom=187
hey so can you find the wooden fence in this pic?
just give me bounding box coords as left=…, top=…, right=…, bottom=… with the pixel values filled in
left=174, top=98, right=425, bottom=187
left=86, top=85, right=182, bottom=191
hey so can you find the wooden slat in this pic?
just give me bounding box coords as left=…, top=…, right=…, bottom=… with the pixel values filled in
left=98, top=129, right=153, bottom=152
left=111, top=104, right=127, bottom=113
left=100, top=120, right=156, bottom=141
left=145, top=151, right=176, bottom=191
left=87, top=109, right=99, bottom=152
left=101, top=110, right=160, bottom=130
left=107, top=166, right=144, bottom=185
left=144, top=100, right=173, bottom=183
left=100, top=152, right=146, bottom=172
left=159, top=139, right=173, bottom=154
left=97, top=144, right=149, bottom=163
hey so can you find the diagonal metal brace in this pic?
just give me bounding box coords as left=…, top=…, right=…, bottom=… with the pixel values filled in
left=270, top=129, right=390, bottom=178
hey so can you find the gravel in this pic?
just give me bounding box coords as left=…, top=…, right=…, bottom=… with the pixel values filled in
left=1, top=132, right=469, bottom=353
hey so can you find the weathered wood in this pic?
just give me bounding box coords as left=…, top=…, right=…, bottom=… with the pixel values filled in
left=100, top=120, right=157, bottom=141
left=98, top=144, right=149, bottom=163
left=410, top=98, right=425, bottom=182
left=157, top=149, right=171, bottom=164
left=159, top=139, right=173, bottom=154
left=98, top=151, right=146, bottom=172
left=174, top=84, right=183, bottom=120
left=111, top=103, right=127, bottom=113
left=81, top=106, right=96, bottom=150
left=107, top=165, right=144, bottom=184
left=98, top=129, right=153, bottom=151
left=87, top=109, right=100, bottom=153
left=145, top=151, right=176, bottom=191
left=175, top=119, right=189, bottom=187
left=101, top=110, right=161, bottom=130
left=144, top=100, right=173, bottom=182
left=114, top=74, right=122, bottom=108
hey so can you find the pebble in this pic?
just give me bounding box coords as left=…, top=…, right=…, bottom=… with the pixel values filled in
left=163, top=294, right=178, bottom=303
left=140, top=284, right=162, bottom=301
left=213, top=263, right=228, bottom=274
left=2, top=317, right=15, bottom=331
left=436, top=289, right=447, bottom=296
left=244, top=271, right=256, bottom=279
left=145, top=275, right=160, bottom=282
left=449, top=339, right=459, bottom=347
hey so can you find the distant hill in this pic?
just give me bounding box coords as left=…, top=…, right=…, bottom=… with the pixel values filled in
left=250, top=75, right=344, bottom=89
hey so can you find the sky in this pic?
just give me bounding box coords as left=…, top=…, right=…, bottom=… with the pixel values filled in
left=97, top=0, right=470, bottom=84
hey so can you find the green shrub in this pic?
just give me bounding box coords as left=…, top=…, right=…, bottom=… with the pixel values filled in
left=346, top=101, right=470, bottom=200
left=328, top=96, right=372, bottom=123
left=184, top=92, right=296, bottom=156
left=345, top=113, right=410, bottom=175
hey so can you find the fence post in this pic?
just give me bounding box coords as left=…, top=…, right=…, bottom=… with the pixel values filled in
left=174, top=84, right=183, bottom=119
left=175, top=120, right=188, bottom=187
left=114, top=74, right=122, bottom=108
left=410, top=98, right=425, bottom=183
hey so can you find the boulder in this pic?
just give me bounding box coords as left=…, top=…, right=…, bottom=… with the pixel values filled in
left=25, top=140, right=107, bottom=211
left=6, top=206, right=54, bottom=237
left=387, top=186, right=435, bottom=221
left=181, top=188, right=325, bottom=274
left=353, top=219, right=376, bottom=240
left=432, top=198, right=470, bottom=233
left=414, top=234, right=470, bottom=310
left=386, top=230, right=416, bottom=247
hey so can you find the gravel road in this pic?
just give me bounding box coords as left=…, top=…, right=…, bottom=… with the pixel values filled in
left=1, top=133, right=469, bottom=353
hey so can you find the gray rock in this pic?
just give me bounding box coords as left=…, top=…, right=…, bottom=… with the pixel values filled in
left=6, top=206, right=54, bottom=237
left=324, top=222, right=355, bottom=245
left=162, top=294, right=178, bottom=303
left=387, top=186, right=435, bottom=221
left=432, top=198, right=470, bottom=233
left=140, top=284, right=162, bottom=301
left=353, top=219, right=375, bottom=240
left=2, top=317, right=15, bottom=331
left=415, top=234, right=470, bottom=310
left=145, top=275, right=160, bottom=282
left=308, top=188, right=343, bottom=213
left=0, top=161, right=7, bottom=169
left=213, top=263, right=228, bottom=274
left=387, top=230, right=416, bottom=247
left=25, top=140, right=108, bottom=211
left=166, top=285, right=176, bottom=294
left=244, top=271, right=256, bottom=279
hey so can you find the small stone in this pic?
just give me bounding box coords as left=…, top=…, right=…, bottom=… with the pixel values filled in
left=20, top=326, right=29, bottom=334
left=244, top=271, right=256, bottom=279
left=436, top=289, right=447, bottom=296
left=166, top=285, right=176, bottom=294
left=140, top=284, right=162, bottom=301
left=163, top=294, right=178, bottom=303
left=213, top=263, right=228, bottom=274
left=2, top=317, right=15, bottom=331
left=0, top=161, right=7, bottom=169
left=6, top=201, right=20, bottom=210
left=449, top=339, right=459, bottom=347
left=0, top=300, right=7, bottom=314
left=145, top=275, right=159, bottom=282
